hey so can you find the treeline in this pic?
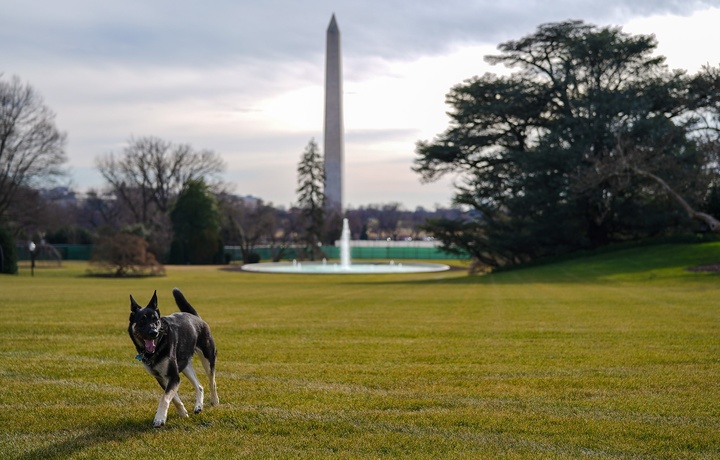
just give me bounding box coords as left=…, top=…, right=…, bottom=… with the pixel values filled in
left=8, top=184, right=460, bottom=261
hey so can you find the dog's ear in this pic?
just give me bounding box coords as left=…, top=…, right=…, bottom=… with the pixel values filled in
left=147, top=290, right=159, bottom=311
left=130, top=294, right=140, bottom=313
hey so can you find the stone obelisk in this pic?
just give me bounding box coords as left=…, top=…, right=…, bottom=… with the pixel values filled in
left=324, top=14, right=343, bottom=213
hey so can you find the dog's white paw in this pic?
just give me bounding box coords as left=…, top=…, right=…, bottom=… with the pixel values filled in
left=211, top=395, right=219, bottom=406
left=153, top=416, right=166, bottom=428
left=194, top=404, right=203, bottom=414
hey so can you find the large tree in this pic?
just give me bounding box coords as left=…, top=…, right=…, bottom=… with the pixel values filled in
left=0, top=75, right=67, bottom=221
left=415, top=20, right=720, bottom=268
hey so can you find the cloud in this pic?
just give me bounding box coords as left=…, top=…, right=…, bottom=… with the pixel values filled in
left=623, top=6, right=720, bottom=72
left=3, top=0, right=715, bottom=65
left=2, top=0, right=720, bottom=209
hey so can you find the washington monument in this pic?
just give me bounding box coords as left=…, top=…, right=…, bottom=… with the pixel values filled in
left=324, top=14, right=343, bottom=213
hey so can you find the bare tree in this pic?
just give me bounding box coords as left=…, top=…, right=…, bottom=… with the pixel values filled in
left=96, top=136, right=225, bottom=223
left=220, top=195, right=278, bottom=263
left=78, top=189, right=125, bottom=230
left=96, top=136, right=226, bottom=258
left=377, top=203, right=403, bottom=240
left=0, top=75, right=67, bottom=220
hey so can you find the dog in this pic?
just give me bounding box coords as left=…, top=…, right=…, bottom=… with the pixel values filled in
left=128, top=288, right=219, bottom=427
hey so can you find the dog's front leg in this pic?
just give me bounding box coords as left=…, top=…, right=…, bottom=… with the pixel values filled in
left=154, top=373, right=182, bottom=427
left=153, top=373, right=189, bottom=420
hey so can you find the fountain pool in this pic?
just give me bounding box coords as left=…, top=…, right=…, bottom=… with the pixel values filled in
left=241, top=218, right=451, bottom=275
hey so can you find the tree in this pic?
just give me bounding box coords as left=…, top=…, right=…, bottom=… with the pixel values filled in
left=96, top=136, right=225, bottom=259
left=376, top=203, right=403, bottom=240
left=220, top=196, right=279, bottom=263
left=169, top=179, right=223, bottom=264
left=97, top=136, right=225, bottom=219
left=77, top=189, right=125, bottom=231
left=296, top=139, right=325, bottom=259
left=414, top=21, right=719, bottom=268
left=0, top=75, right=67, bottom=221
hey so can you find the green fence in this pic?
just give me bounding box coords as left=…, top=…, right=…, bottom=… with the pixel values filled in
left=16, top=243, right=465, bottom=262
left=16, top=244, right=93, bottom=261
left=224, top=244, right=463, bottom=262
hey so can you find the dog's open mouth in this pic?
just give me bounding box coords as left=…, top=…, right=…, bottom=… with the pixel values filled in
left=144, top=339, right=156, bottom=353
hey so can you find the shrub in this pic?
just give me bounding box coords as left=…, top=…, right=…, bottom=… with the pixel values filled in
left=245, top=252, right=261, bottom=264
left=88, top=232, right=164, bottom=277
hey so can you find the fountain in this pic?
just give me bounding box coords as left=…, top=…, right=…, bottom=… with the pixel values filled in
left=340, top=217, right=351, bottom=269
left=241, top=218, right=450, bottom=274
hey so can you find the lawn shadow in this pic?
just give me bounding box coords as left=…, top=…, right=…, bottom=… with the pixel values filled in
left=16, top=417, right=149, bottom=460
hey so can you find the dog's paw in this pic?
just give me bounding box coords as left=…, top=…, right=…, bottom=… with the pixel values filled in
left=194, top=405, right=203, bottom=414
left=153, top=416, right=166, bottom=428
left=211, top=395, right=219, bottom=406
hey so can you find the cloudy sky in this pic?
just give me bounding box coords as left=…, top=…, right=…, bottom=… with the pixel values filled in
left=2, top=0, right=720, bottom=209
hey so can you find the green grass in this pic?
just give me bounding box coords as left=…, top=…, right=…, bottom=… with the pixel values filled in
left=2, top=244, right=720, bottom=458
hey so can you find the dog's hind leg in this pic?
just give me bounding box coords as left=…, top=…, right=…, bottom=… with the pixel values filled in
left=181, top=362, right=205, bottom=414
left=171, top=391, right=189, bottom=418
left=198, top=348, right=219, bottom=406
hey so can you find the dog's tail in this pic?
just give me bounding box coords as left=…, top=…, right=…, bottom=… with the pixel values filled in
left=173, top=288, right=200, bottom=316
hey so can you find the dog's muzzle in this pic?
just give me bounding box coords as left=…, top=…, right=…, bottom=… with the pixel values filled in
left=134, top=326, right=161, bottom=353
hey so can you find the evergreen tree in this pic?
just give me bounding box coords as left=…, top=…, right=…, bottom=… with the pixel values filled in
left=169, top=179, right=223, bottom=264
left=296, top=139, right=325, bottom=259
left=415, top=20, right=719, bottom=268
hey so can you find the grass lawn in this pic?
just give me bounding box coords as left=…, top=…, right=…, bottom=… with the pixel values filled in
left=1, top=244, right=720, bottom=459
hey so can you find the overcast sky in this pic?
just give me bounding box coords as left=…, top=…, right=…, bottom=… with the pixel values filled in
left=2, top=0, right=720, bottom=209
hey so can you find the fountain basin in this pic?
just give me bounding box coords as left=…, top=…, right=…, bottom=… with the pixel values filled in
left=241, top=261, right=450, bottom=274
left=242, top=218, right=450, bottom=274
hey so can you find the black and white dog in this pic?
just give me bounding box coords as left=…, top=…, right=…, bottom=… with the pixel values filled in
left=128, top=288, right=219, bottom=427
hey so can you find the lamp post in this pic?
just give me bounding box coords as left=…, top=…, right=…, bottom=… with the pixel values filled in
left=29, top=241, right=36, bottom=277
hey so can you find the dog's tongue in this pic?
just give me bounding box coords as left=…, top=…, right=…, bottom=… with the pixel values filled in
left=144, top=339, right=156, bottom=353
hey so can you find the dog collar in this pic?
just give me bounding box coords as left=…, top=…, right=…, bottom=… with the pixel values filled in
left=135, top=352, right=155, bottom=365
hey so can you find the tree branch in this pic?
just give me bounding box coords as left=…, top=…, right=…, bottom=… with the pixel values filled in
left=632, top=167, right=720, bottom=232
